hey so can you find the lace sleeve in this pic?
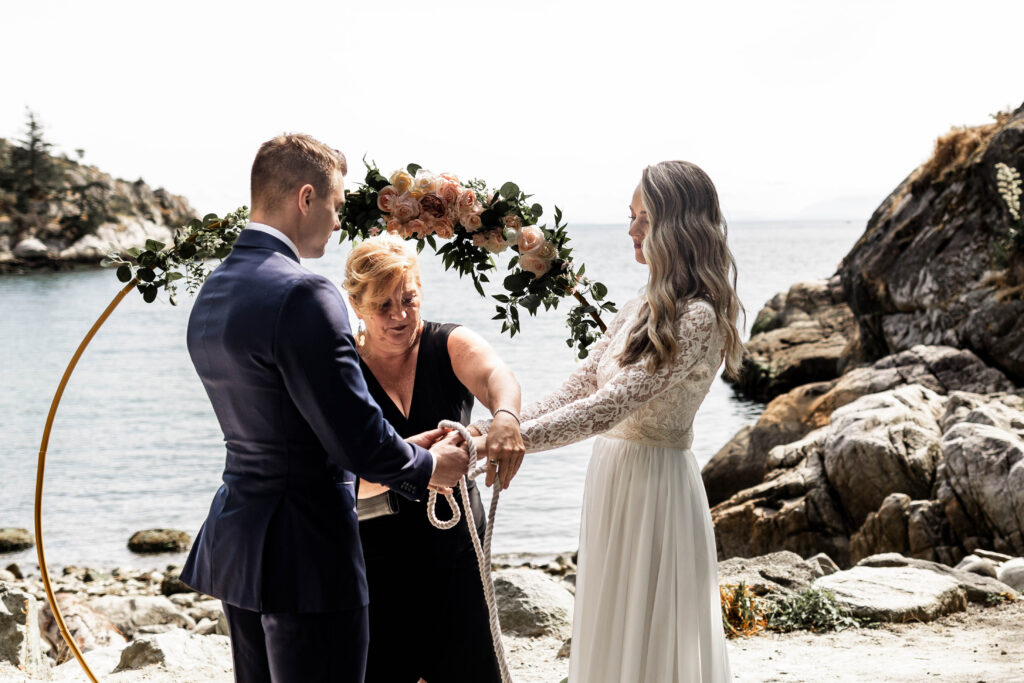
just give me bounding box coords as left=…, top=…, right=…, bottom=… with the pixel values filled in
left=471, top=300, right=632, bottom=435
left=519, top=303, right=717, bottom=453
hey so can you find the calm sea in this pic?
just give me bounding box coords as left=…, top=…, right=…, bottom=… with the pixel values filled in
left=0, top=221, right=863, bottom=569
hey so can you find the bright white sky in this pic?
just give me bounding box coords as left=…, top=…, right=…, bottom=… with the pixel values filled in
left=2, top=0, right=1021, bottom=223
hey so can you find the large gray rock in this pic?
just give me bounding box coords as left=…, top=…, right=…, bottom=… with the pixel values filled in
left=856, top=552, right=1018, bottom=603
left=996, top=557, right=1024, bottom=591
left=113, top=629, right=231, bottom=674
left=88, top=595, right=195, bottom=638
left=813, top=566, right=967, bottom=622
left=0, top=583, right=46, bottom=675
left=716, top=551, right=821, bottom=596
left=0, top=529, right=34, bottom=553
left=493, top=568, right=573, bottom=637
left=823, top=385, right=945, bottom=525
left=937, top=395, right=1024, bottom=556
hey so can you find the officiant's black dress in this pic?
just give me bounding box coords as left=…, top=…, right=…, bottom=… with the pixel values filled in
left=358, top=321, right=502, bottom=683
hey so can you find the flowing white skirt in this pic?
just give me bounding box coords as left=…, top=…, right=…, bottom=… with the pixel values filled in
left=568, top=436, right=732, bottom=682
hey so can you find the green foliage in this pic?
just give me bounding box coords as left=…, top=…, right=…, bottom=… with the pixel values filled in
left=0, top=109, right=63, bottom=212
left=104, top=207, right=249, bottom=304
left=339, top=160, right=615, bottom=358
left=764, top=587, right=860, bottom=633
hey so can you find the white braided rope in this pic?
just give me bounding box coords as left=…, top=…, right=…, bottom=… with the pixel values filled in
left=426, top=420, right=512, bottom=683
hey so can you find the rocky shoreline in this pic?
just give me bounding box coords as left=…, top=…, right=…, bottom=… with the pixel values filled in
left=1, top=547, right=1021, bottom=682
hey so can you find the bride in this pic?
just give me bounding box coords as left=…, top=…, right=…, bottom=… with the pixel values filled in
left=475, top=160, right=742, bottom=682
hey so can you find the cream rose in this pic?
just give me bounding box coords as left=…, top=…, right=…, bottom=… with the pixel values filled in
left=389, top=170, right=414, bottom=194
left=518, top=225, right=544, bottom=253
left=457, top=189, right=476, bottom=210
left=413, top=169, right=439, bottom=196
left=391, top=192, right=421, bottom=223
left=377, top=185, right=400, bottom=213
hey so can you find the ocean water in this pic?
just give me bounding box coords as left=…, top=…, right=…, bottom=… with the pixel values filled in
left=0, top=220, right=863, bottom=569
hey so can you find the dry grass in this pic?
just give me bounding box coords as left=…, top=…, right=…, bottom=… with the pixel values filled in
left=912, top=110, right=1013, bottom=187
left=720, top=582, right=768, bottom=638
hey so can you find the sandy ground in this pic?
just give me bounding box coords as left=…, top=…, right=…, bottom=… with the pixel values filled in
left=504, top=601, right=1024, bottom=683
left=4, top=602, right=1021, bottom=682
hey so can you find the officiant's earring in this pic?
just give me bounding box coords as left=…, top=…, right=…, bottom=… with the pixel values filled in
left=356, top=318, right=367, bottom=347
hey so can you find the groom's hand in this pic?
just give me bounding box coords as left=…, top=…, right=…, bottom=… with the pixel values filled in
left=428, top=430, right=471, bottom=489
left=485, top=412, right=525, bottom=491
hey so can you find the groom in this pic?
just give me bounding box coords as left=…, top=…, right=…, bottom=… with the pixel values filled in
left=181, top=133, right=471, bottom=682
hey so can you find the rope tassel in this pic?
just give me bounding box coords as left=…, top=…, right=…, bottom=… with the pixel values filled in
left=428, top=420, right=513, bottom=683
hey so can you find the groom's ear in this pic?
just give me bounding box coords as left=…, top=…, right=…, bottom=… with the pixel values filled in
left=297, top=183, right=315, bottom=216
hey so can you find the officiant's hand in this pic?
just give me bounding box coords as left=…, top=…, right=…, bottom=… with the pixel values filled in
left=428, top=429, right=471, bottom=489
left=484, top=412, right=525, bottom=490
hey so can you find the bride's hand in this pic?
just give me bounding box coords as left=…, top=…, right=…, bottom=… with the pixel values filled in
left=472, top=435, right=488, bottom=459
left=485, top=412, right=526, bottom=490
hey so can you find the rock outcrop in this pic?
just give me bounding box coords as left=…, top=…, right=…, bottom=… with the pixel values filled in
left=839, top=105, right=1024, bottom=384
left=730, top=277, right=857, bottom=402
left=711, top=384, right=1024, bottom=568
left=0, top=137, right=195, bottom=271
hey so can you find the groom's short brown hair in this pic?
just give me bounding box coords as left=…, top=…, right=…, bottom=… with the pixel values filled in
left=250, top=134, right=348, bottom=211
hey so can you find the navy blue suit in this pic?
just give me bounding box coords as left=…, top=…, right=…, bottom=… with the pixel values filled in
left=181, top=228, right=433, bottom=680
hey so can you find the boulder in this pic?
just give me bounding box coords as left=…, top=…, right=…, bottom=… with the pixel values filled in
left=856, top=552, right=1018, bottom=603
left=954, top=554, right=999, bottom=578
left=12, top=237, right=49, bottom=259
left=996, top=557, right=1024, bottom=591
left=805, top=553, right=840, bottom=577
left=0, top=529, right=34, bottom=553
left=128, top=529, right=190, bottom=554
left=112, top=629, right=232, bottom=676
left=823, top=385, right=945, bottom=525
left=38, top=593, right=126, bottom=663
left=160, top=570, right=193, bottom=597
left=0, top=583, right=46, bottom=675
left=730, top=277, right=857, bottom=401
left=4, top=565, right=23, bottom=580
left=493, top=568, right=573, bottom=637
left=88, top=595, right=195, bottom=638
left=716, top=551, right=820, bottom=596
left=813, top=566, right=967, bottom=622
left=937, top=396, right=1024, bottom=556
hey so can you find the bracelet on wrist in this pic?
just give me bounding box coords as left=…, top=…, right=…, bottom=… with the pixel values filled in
left=493, top=408, right=521, bottom=425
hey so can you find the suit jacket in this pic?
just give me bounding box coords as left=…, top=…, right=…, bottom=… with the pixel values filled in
left=180, top=228, right=434, bottom=613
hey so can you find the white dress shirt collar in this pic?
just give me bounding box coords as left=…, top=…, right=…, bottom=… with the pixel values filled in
left=245, top=222, right=300, bottom=261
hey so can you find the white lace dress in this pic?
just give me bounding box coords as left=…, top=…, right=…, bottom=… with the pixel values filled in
left=480, top=296, right=732, bottom=682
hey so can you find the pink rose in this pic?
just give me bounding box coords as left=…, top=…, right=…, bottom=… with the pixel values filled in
left=461, top=211, right=483, bottom=232
left=386, top=217, right=403, bottom=233
left=472, top=229, right=509, bottom=253
left=419, top=192, right=446, bottom=219
left=457, top=189, right=476, bottom=210
left=432, top=217, right=455, bottom=239
left=504, top=215, right=523, bottom=230
left=407, top=218, right=428, bottom=237
left=377, top=185, right=400, bottom=213
left=438, top=182, right=460, bottom=206
left=391, top=192, right=421, bottom=223
left=519, top=252, right=552, bottom=277
left=518, top=225, right=544, bottom=253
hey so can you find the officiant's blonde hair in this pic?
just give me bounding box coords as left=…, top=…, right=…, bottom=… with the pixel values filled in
left=250, top=133, right=347, bottom=211
left=618, top=161, right=744, bottom=378
left=343, top=233, right=422, bottom=311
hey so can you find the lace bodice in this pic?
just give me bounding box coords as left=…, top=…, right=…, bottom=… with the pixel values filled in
left=476, top=296, right=725, bottom=451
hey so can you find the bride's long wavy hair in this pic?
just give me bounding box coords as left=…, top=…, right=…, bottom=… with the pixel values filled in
left=618, top=160, right=744, bottom=377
